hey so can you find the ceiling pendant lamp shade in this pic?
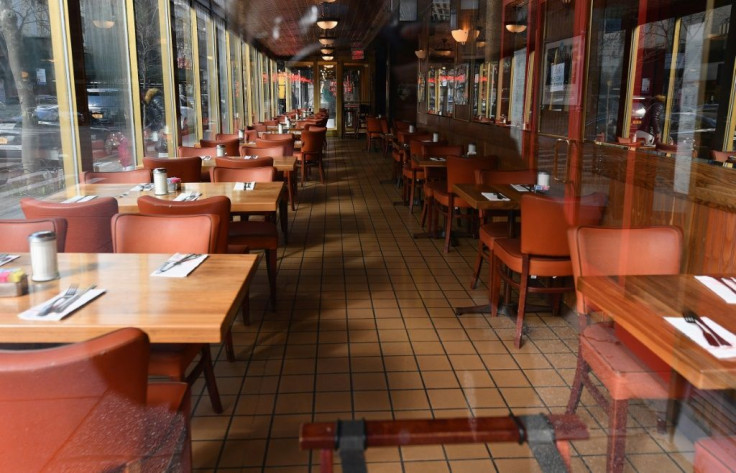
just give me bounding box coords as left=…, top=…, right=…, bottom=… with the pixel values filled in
left=316, top=1, right=338, bottom=30
left=505, top=22, right=527, bottom=33
left=505, top=6, right=527, bottom=34
left=415, top=49, right=426, bottom=59
left=451, top=29, right=468, bottom=44
left=319, top=36, right=336, bottom=46
left=317, top=17, right=339, bottom=29
left=320, top=47, right=335, bottom=55
left=322, top=55, right=334, bottom=61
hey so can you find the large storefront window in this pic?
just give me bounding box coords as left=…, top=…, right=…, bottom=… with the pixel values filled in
left=319, top=64, right=336, bottom=126
left=215, top=20, right=229, bottom=133
left=0, top=0, right=65, bottom=215
left=538, top=0, right=574, bottom=136
left=196, top=7, right=215, bottom=139
left=249, top=47, right=260, bottom=122
left=172, top=0, right=196, bottom=146
left=229, top=33, right=243, bottom=131
left=290, top=67, right=314, bottom=111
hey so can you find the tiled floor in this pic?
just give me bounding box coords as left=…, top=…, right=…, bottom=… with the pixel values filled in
left=190, top=137, right=695, bottom=472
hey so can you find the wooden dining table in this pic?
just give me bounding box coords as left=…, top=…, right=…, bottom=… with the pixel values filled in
left=46, top=181, right=289, bottom=238
left=202, top=156, right=298, bottom=210
left=0, top=253, right=259, bottom=344
left=578, top=274, right=736, bottom=390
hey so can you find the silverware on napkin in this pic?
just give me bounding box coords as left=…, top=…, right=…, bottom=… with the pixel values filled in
left=683, top=309, right=732, bottom=347
left=38, top=285, right=78, bottom=316
left=53, top=285, right=97, bottom=314
left=157, top=254, right=201, bottom=273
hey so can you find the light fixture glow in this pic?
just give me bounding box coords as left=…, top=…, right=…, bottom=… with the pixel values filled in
left=451, top=29, right=469, bottom=44
left=433, top=39, right=452, bottom=58
left=505, top=23, right=527, bottom=33
left=322, top=55, right=334, bottom=61
left=319, top=36, right=336, bottom=46
left=317, top=18, right=339, bottom=29
left=92, top=19, right=115, bottom=29
left=320, top=47, right=335, bottom=55
left=414, top=49, right=426, bottom=59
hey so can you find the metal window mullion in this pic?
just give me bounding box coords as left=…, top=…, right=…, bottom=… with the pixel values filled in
left=158, top=0, right=177, bottom=154
left=207, top=19, right=219, bottom=136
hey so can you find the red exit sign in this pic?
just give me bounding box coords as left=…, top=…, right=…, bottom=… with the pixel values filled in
left=351, top=49, right=364, bottom=60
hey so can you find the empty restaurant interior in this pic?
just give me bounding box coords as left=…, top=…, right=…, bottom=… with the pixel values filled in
left=1, top=0, right=736, bottom=471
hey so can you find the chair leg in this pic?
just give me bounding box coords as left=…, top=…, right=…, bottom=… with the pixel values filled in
left=420, top=196, right=430, bottom=227
left=471, top=239, right=485, bottom=289
left=266, top=249, right=277, bottom=309
left=608, top=399, right=629, bottom=473
left=409, top=176, right=417, bottom=213
left=318, top=159, right=325, bottom=184
left=566, top=354, right=590, bottom=414
left=200, top=346, right=223, bottom=413
left=514, top=257, right=531, bottom=348
left=490, top=255, right=502, bottom=317
left=443, top=201, right=453, bottom=253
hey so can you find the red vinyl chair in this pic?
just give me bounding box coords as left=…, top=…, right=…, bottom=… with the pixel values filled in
left=142, top=155, right=203, bottom=183
left=365, top=116, right=384, bottom=151
left=0, top=218, right=67, bottom=252
left=0, top=328, right=190, bottom=472
left=490, top=192, right=607, bottom=348
left=470, top=169, right=537, bottom=289
left=240, top=143, right=287, bottom=159
left=256, top=135, right=294, bottom=157
left=567, top=225, right=684, bottom=473
left=176, top=145, right=218, bottom=158
left=295, top=127, right=326, bottom=186
left=200, top=137, right=239, bottom=156
left=20, top=197, right=119, bottom=253
left=82, top=169, right=152, bottom=184
left=214, top=156, right=274, bottom=169
left=110, top=213, right=223, bottom=413
left=694, top=436, right=736, bottom=473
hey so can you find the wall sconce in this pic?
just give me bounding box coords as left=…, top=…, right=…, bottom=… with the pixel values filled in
left=451, top=29, right=469, bottom=44
left=415, top=49, right=426, bottom=59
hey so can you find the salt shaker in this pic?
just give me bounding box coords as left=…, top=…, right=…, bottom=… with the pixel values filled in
left=238, top=129, right=244, bottom=141
left=153, top=167, right=168, bottom=195
left=28, top=231, right=59, bottom=282
left=216, top=144, right=226, bottom=157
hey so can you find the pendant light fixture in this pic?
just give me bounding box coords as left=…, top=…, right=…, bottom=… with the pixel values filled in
left=433, top=39, right=453, bottom=58
left=319, top=35, right=336, bottom=46
left=316, top=2, right=339, bottom=30
left=320, top=47, right=335, bottom=55
left=322, top=55, right=334, bottom=61
left=505, top=6, right=527, bottom=34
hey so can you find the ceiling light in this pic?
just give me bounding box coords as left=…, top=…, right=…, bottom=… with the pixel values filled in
left=319, top=36, right=336, bottom=46
left=323, top=0, right=337, bottom=2
left=322, top=55, right=334, bottom=61
left=320, top=47, right=335, bottom=55
left=317, top=18, right=339, bottom=29
left=92, top=19, right=115, bottom=29
left=415, top=49, right=426, bottom=60
left=451, top=29, right=468, bottom=44
left=505, top=23, right=527, bottom=33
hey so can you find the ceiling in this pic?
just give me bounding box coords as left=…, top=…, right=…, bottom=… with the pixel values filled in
left=228, top=0, right=397, bottom=61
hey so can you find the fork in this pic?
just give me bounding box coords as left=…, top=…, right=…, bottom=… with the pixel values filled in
left=38, top=285, right=79, bottom=316
left=157, top=254, right=201, bottom=273
left=683, top=310, right=731, bottom=347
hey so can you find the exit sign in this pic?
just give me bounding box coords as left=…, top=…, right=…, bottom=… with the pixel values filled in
left=351, top=49, right=364, bottom=60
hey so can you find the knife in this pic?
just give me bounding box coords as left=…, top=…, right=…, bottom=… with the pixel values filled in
left=157, top=254, right=201, bottom=273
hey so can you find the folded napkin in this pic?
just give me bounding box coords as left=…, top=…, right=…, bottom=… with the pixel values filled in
left=173, top=191, right=201, bottom=202
left=243, top=155, right=258, bottom=160
left=665, top=316, right=736, bottom=359
left=695, top=276, right=736, bottom=304
left=19, top=287, right=106, bottom=322
left=130, top=183, right=155, bottom=192
left=151, top=253, right=208, bottom=278
left=234, top=182, right=255, bottom=191
left=510, top=184, right=531, bottom=192
left=0, top=254, right=20, bottom=267
left=201, top=155, right=212, bottom=160
left=62, top=195, right=97, bottom=204
left=482, top=192, right=511, bottom=202
left=429, top=157, right=446, bottom=162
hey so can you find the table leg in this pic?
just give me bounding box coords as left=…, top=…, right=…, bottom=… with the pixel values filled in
left=285, top=170, right=296, bottom=211
left=279, top=192, right=289, bottom=244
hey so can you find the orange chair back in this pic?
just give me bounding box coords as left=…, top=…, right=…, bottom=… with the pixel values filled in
left=0, top=218, right=67, bottom=252
left=214, top=133, right=239, bottom=141
left=711, top=150, right=731, bottom=162
left=210, top=166, right=276, bottom=183
left=82, top=169, right=152, bottom=184
left=200, top=138, right=239, bottom=156
left=420, top=143, right=461, bottom=159
left=263, top=120, right=278, bottom=126
left=380, top=118, right=389, bottom=134
left=214, top=156, right=274, bottom=169
left=255, top=137, right=293, bottom=156
left=0, top=328, right=150, bottom=472
left=568, top=225, right=683, bottom=314
left=111, top=213, right=218, bottom=254
left=177, top=145, right=218, bottom=158
left=137, top=195, right=231, bottom=254
left=259, top=133, right=293, bottom=141
left=240, top=143, right=287, bottom=158
left=475, top=169, right=535, bottom=186
left=520, top=193, right=606, bottom=257
left=20, top=197, right=118, bottom=253
left=253, top=123, right=267, bottom=132
left=407, top=133, right=433, bottom=159
left=445, top=155, right=494, bottom=193
left=300, top=128, right=326, bottom=155
left=142, top=156, right=202, bottom=183
left=366, top=117, right=382, bottom=133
